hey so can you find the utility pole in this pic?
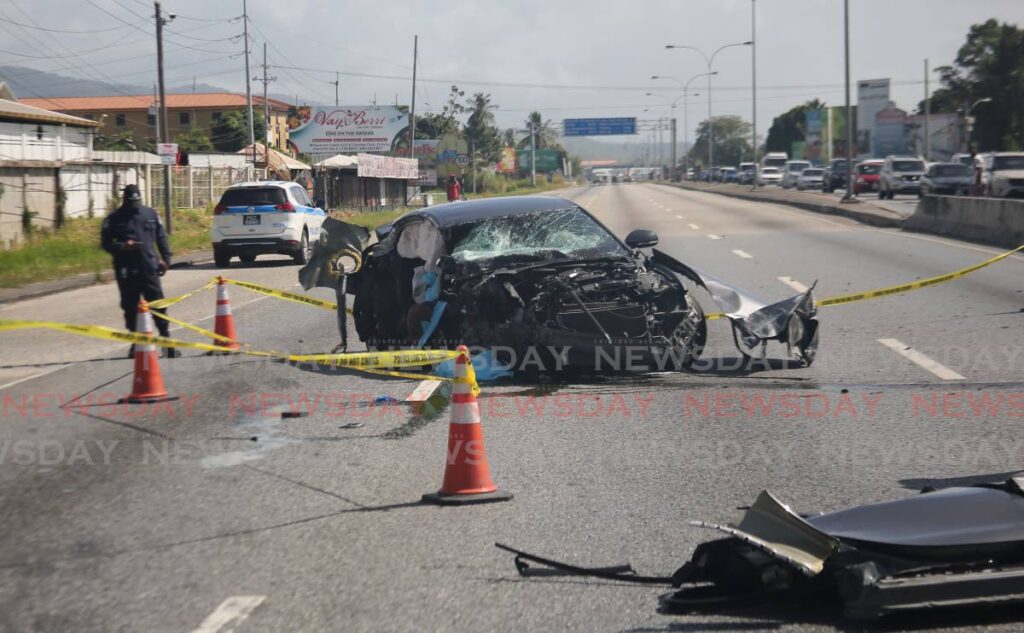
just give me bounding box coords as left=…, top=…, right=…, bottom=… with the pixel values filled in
left=529, top=121, right=537, bottom=187
left=670, top=114, right=677, bottom=180
left=334, top=72, right=340, bottom=106
left=242, top=0, right=255, bottom=166
left=254, top=43, right=276, bottom=152
left=470, top=139, right=476, bottom=194
left=751, top=0, right=759, bottom=190
left=408, top=35, right=417, bottom=160
left=841, top=0, right=855, bottom=202
left=924, top=58, right=930, bottom=160
left=154, top=1, right=172, bottom=233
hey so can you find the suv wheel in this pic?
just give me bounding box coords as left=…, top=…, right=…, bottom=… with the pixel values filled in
left=292, top=229, right=310, bottom=264
left=214, top=247, right=231, bottom=268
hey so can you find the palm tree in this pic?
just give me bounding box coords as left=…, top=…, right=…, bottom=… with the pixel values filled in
left=523, top=111, right=558, bottom=149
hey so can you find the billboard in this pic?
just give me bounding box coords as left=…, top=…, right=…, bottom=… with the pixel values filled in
left=436, top=134, right=469, bottom=178
left=388, top=139, right=438, bottom=186
left=563, top=117, right=637, bottom=136
left=497, top=147, right=516, bottom=174
left=874, top=105, right=909, bottom=157
left=287, top=105, right=409, bottom=155
left=356, top=153, right=419, bottom=179
left=516, top=148, right=561, bottom=173
left=857, top=79, right=890, bottom=156
left=803, top=110, right=824, bottom=162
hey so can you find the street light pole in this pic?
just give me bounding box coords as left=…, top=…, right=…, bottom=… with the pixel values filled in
left=666, top=41, right=751, bottom=182
left=841, top=0, right=855, bottom=202
left=651, top=72, right=711, bottom=179
left=751, top=0, right=759, bottom=190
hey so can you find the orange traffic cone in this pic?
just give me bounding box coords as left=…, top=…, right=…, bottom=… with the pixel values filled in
left=422, top=346, right=512, bottom=505
left=120, top=300, right=174, bottom=404
left=212, top=276, right=240, bottom=350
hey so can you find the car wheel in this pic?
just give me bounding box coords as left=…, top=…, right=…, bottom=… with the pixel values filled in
left=239, top=254, right=256, bottom=264
left=293, top=229, right=310, bottom=264
left=877, top=188, right=884, bottom=200
left=214, top=248, right=231, bottom=268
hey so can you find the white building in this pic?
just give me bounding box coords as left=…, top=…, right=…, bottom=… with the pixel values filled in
left=0, top=98, right=163, bottom=245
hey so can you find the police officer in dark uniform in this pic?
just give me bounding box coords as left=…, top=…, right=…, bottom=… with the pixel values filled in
left=101, top=184, right=178, bottom=357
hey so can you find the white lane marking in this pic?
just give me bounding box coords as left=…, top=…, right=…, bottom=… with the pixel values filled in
left=0, top=367, right=70, bottom=393
left=688, top=223, right=700, bottom=230
left=732, top=249, right=753, bottom=259
left=777, top=276, right=809, bottom=293
left=192, top=595, right=266, bottom=633
left=707, top=234, right=723, bottom=240
left=675, top=214, right=683, bottom=219
left=877, top=338, right=966, bottom=381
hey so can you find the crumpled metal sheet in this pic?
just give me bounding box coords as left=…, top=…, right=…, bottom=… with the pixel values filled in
left=691, top=490, right=839, bottom=577
left=298, top=217, right=371, bottom=291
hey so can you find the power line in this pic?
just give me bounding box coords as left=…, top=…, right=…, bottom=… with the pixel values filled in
left=0, top=15, right=143, bottom=34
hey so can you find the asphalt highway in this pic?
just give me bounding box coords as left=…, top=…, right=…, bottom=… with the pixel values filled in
left=1, top=183, right=1022, bottom=632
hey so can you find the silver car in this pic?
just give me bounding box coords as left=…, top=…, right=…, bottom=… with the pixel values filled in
left=796, top=168, right=824, bottom=191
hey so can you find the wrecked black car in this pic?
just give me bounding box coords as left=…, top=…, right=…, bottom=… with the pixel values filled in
left=300, top=196, right=818, bottom=373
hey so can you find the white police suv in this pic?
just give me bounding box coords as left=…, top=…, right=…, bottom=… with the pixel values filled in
left=211, top=181, right=326, bottom=267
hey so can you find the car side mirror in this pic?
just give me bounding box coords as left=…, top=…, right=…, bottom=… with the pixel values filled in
left=625, top=229, right=658, bottom=249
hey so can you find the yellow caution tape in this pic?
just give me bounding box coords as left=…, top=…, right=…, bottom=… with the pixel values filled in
left=288, top=349, right=460, bottom=369
left=817, top=243, right=1024, bottom=307
left=149, top=279, right=217, bottom=310
left=148, top=310, right=237, bottom=345
left=703, top=244, right=1023, bottom=321
left=0, top=319, right=250, bottom=355
left=224, top=278, right=351, bottom=313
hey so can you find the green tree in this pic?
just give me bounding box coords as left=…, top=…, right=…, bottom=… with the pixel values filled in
left=463, top=92, right=502, bottom=162
left=416, top=85, right=464, bottom=139
left=688, top=115, right=753, bottom=167
left=94, top=129, right=153, bottom=152
left=211, top=110, right=266, bottom=152
left=174, top=127, right=214, bottom=152
left=520, top=111, right=559, bottom=150
left=764, top=99, right=824, bottom=155
left=920, top=20, right=1024, bottom=150
left=502, top=128, right=517, bottom=147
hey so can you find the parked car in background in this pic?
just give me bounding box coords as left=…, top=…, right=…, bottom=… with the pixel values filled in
left=796, top=168, right=825, bottom=191
left=212, top=181, right=326, bottom=267
left=781, top=160, right=811, bottom=189
left=761, top=152, right=788, bottom=172
left=721, top=167, right=738, bottom=183
left=852, top=160, right=883, bottom=194
left=920, top=162, right=972, bottom=197
left=758, top=167, right=782, bottom=186
left=951, top=153, right=975, bottom=168
left=738, top=162, right=755, bottom=184
left=878, top=155, right=926, bottom=199
left=821, top=158, right=848, bottom=193
left=980, top=152, right=1024, bottom=198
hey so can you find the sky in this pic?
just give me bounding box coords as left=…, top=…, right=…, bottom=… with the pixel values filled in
left=2, top=0, right=1022, bottom=151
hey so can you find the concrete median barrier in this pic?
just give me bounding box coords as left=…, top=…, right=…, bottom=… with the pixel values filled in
left=663, top=181, right=904, bottom=228
left=904, top=195, right=1024, bottom=249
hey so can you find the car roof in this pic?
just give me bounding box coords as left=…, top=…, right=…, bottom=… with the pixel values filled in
left=226, top=181, right=297, bottom=189
left=399, top=195, right=582, bottom=229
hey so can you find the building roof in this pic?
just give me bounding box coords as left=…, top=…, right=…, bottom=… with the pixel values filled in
left=18, top=93, right=292, bottom=113
left=240, top=143, right=309, bottom=171
left=0, top=98, right=100, bottom=127
left=315, top=154, right=359, bottom=169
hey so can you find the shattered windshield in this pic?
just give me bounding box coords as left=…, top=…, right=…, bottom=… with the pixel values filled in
left=449, top=207, right=629, bottom=264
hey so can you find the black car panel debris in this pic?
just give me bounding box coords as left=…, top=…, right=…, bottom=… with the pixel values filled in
left=300, top=196, right=818, bottom=373
left=497, top=474, right=1024, bottom=622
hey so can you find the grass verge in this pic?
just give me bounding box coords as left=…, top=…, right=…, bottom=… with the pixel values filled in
left=0, top=207, right=213, bottom=288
